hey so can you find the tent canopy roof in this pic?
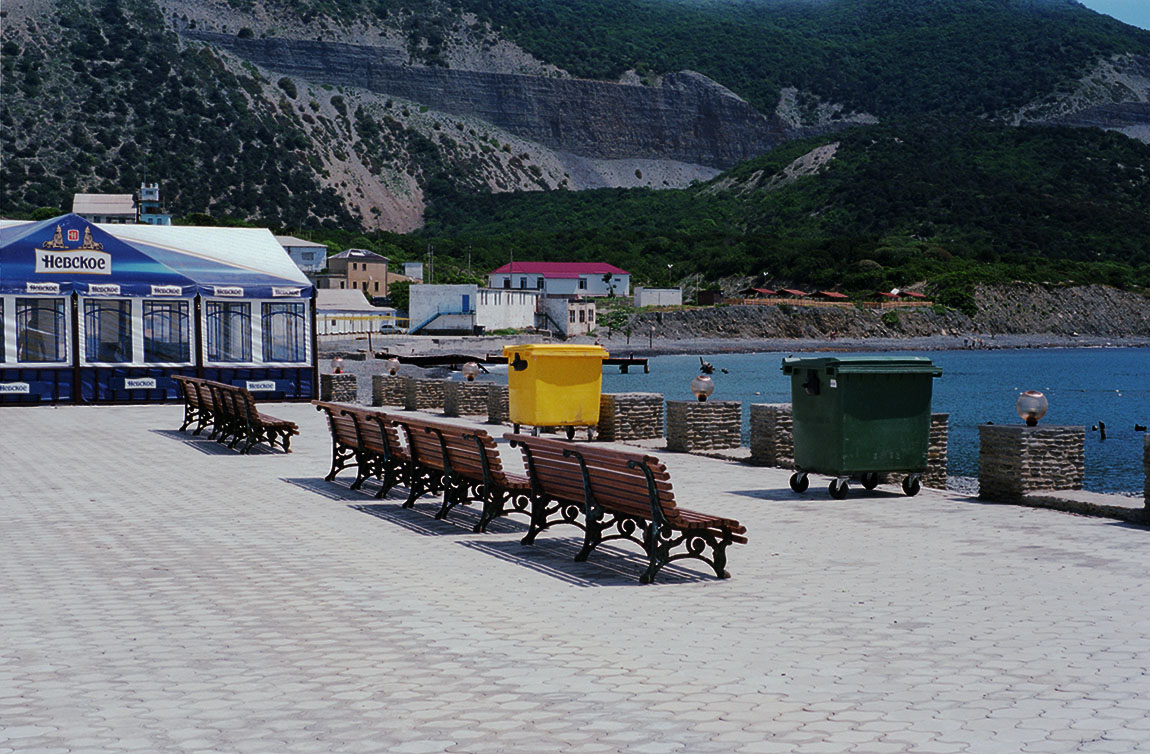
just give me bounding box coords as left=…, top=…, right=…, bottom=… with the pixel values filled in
left=0, top=214, right=312, bottom=298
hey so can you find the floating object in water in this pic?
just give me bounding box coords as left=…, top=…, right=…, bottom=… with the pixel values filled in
left=1090, top=420, right=1107, bottom=440
left=1135, top=424, right=1147, bottom=432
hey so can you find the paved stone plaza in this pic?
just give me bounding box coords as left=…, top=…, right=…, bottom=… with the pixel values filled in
left=2, top=402, right=1148, bottom=754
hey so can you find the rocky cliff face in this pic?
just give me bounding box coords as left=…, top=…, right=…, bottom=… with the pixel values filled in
left=627, top=285, right=1150, bottom=340
left=183, top=31, right=786, bottom=168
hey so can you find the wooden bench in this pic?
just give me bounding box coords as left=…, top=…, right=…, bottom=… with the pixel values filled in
left=174, top=375, right=210, bottom=435
left=506, top=434, right=747, bottom=583
left=313, top=402, right=411, bottom=499
left=208, top=382, right=298, bottom=453
left=388, top=413, right=531, bottom=532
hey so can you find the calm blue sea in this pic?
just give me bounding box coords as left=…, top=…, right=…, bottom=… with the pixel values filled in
left=602, top=347, right=1150, bottom=495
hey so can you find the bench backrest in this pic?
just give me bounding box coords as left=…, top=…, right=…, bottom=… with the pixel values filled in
left=390, top=414, right=514, bottom=488
left=505, top=433, right=678, bottom=524
left=342, top=407, right=406, bottom=460
left=174, top=376, right=200, bottom=407
left=313, top=400, right=361, bottom=449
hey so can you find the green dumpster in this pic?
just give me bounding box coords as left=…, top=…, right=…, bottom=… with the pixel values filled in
left=781, top=356, right=942, bottom=498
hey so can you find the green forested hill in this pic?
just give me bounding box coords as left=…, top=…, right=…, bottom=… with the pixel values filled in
left=453, top=0, right=1150, bottom=116
left=415, top=120, right=1150, bottom=298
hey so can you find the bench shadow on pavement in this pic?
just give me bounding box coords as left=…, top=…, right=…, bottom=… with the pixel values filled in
left=283, top=478, right=709, bottom=586
left=151, top=429, right=276, bottom=455
left=457, top=538, right=711, bottom=587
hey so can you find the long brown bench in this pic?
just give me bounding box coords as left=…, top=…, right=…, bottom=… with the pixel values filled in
left=197, top=380, right=298, bottom=453
left=313, top=402, right=410, bottom=499
left=174, top=375, right=216, bottom=436
left=506, top=433, right=747, bottom=583
left=388, top=413, right=532, bottom=532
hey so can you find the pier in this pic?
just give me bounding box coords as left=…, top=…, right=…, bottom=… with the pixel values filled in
left=375, top=351, right=650, bottom=373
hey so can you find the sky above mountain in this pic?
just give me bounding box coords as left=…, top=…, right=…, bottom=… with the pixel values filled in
left=1078, top=0, right=1150, bottom=29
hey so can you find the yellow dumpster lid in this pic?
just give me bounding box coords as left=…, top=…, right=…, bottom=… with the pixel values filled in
left=502, top=343, right=609, bottom=359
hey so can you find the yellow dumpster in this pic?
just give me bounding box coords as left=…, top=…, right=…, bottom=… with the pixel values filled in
left=502, top=344, right=609, bottom=435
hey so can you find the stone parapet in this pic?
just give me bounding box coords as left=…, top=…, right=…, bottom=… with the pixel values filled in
left=371, top=374, right=406, bottom=407
left=319, top=373, right=357, bottom=403
left=443, top=381, right=490, bottom=417
left=487, top=384, right=509, bottom=425
left=404, top=377, right=446, bottom=411
left=749, top=403, right=793, bottom=468
left=597, top=393, right=664, bottom=442
left=666, top=400, right=741, bottom=453
left=978, top=424, right=1085, bottom=501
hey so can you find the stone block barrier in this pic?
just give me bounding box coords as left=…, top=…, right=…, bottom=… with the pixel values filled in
left=666, top=400, right=741, bottom=453
left=749, top=403, right=793, bottom=468
left=319, top=373, right=357, bottom=403
left=404, top=377, right=446, bottom=411
left=597, top=393, right=664, bottom=442
left=371, top=374, right=406, bottom=407
left=487, top=384, right=509, bottom=425
left=443, top=381, right=490, bottom=417
left=978, top=424, right=1084, bottom=501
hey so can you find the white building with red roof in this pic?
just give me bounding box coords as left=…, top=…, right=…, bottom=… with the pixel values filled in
left=487, top=262, right=630, bottom=298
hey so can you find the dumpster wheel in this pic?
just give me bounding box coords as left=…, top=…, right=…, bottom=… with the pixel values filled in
left=902, top=475, right=922, bottom=497
left=789, top=472, right=809, bottom=493
left=829, top=478, right=849, bottom=499
left=860, top=472, right=880, bottom=490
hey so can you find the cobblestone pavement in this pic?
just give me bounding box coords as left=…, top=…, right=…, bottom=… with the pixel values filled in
left=2, top=402, right=1149, bottom=754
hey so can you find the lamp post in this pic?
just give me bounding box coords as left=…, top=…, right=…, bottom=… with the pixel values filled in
left=690, top=374, right=714, bottom=401
left=461, top=362, right=480, bottom=381
left=330, top=356, right=344, bottom=374
left=1017, top=390, right=1048, bottom=426
left=385, top=357, right=401, bottom=376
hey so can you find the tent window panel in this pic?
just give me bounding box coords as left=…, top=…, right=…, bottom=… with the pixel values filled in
left=84, top=299, right=133, bottom=363
left=143, top=300, right=190, bottom=362
left=0, top=299, right=4, bottom=363
left=16, top=298, right=68, bottom=363
left=261, top=302, right=307, bottom=363
left=205, top=301, right=251, bottom=362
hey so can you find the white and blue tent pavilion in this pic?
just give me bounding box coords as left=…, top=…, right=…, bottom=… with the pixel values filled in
left=0, top=214, right=317, bottom=404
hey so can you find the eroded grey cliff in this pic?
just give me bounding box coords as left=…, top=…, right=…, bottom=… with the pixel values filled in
left=183, top=31, right=785, bottom=168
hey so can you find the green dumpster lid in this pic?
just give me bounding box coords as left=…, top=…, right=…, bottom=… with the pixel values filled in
left=781, top=355, right=942, bottom=376
left=502, top=343, right=609, bottom=358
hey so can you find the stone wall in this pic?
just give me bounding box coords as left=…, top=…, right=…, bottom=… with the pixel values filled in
left=666, top=400, right=741, bottom=453
left=443, top=381, right=490, bottom=417
left=886, top=414, right=949, bottom=490
left=372, top=374, right=406, bottom=407
left=978, top=425, right=1085, bottom=501
left=487, top=384, right=509, bottom=425
left=404, top=377, right=446, bottom=411
left=1144, top=434, right=1149, bottom=505
left=749, top=403, right=793, bottom=468
left=597, top=393, right=664, bottom=442
left=319, top=374, right=357, bottom=403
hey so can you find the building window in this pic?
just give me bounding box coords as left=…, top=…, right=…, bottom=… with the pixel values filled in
left=205, top=301, right=251, bottom=362
left=569, top=310, right=576, bottom=322
left=578, top=309, right=586, bottom=323
left=578, top=278, right=587, bottom=289
left=373, top=281, right=379, bottom=292
left=537, top=277, right=544, bottom=289
left=589, top=310, right=595, bottom=322
left=262, top=302, right=307, bottom=362
left=362, top=282, right=368, bottom=292
left=503, top=278, right=510, bottom=289
left=339, top=281, right=345, bottom=289
left=84, top=298, right=132, bottom=363
left=143, top=300, right=190, bottom=362
left=519, top=277, right=527, bottom=289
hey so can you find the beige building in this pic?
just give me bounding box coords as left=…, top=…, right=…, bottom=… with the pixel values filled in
left=324, top=248, right=412, bottom=299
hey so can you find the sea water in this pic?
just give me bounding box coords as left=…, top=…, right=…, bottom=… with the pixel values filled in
left=602, top=347, right=1150, bottom=495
